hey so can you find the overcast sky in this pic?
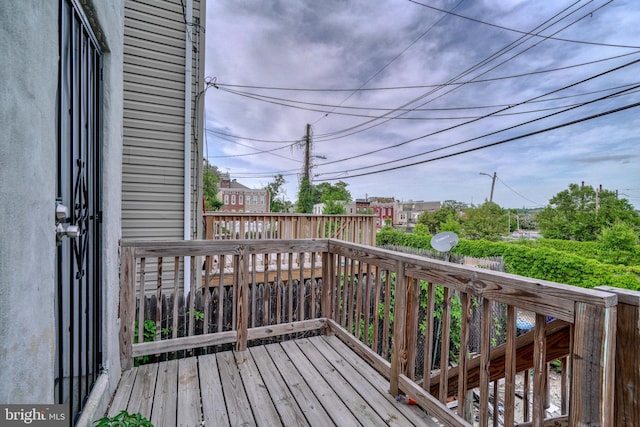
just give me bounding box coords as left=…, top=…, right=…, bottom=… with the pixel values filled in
left=204, top=0, right=640, bottom=209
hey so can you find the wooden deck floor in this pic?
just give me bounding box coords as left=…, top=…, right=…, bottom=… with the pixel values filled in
left=107, top=335, right=443, bottom=426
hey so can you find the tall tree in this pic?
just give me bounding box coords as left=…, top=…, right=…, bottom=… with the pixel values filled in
left=202, top=160, right=223, bottom=211
left=536, top=183, right=639, bottom=241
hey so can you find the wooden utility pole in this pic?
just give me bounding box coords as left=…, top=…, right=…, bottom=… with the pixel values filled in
left=303, top=123, right=311, bottom=184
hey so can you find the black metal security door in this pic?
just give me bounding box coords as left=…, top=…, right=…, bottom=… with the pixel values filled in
left=56, top=0, right=103, bottom=422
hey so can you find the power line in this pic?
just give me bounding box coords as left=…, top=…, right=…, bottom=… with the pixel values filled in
left=315, top=82, right=640, bottom=176
left=495, top=175, right=544, bottom=207
left=217, top=83, right=640, bottom=120
left=405, top=0, right=640, bottom=49
left=313, top=58, right=640, bottom=168
left=213, top=51, right=639, bottom=94
left=315, top=100, right=640, bottom=181
left=310, top=0, right=616, bottom=142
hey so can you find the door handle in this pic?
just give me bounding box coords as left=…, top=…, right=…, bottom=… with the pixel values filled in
left=56, top=202, right=79, bottom=243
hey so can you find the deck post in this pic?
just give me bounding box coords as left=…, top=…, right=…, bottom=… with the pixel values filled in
left=570, top=302, right=616, bottom=425
left=235, top=247, right=249, bottom=351
left=595, top=286, right=640, bottom=426
left=118, top=246, right=136, bottom=370
left=389, top=260, right=408, bottom=396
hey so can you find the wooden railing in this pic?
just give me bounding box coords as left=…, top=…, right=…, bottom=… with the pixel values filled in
left=204, top=212, right=377, bottom=245
left=118, top=239, right=620, bottom=426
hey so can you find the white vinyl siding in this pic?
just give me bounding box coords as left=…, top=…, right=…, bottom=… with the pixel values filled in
left=122, top=0, right=203, bottom=241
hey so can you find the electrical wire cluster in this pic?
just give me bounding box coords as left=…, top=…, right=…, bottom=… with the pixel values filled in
left=204, top=0, right=640, bottom=206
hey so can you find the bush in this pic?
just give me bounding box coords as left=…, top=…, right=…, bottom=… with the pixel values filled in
left=377, top=229, right=640, bottom=290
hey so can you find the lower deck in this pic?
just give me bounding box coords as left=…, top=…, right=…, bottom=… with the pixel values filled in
left=107, top=335, right=442, bottom=426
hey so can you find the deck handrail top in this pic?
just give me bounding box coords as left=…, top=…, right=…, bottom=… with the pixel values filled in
left=120, top=238, right=618, bottom=309
left=329, top=239, right=619, bottom=308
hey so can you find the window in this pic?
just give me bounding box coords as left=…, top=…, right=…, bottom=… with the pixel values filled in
left=253, top=195, right=258, bottom=204
left=260, top=196, right=264, bottom=204
left=231, top=195, right=236, bottom=205
left=239, top=195, right=243, bottom=204
left=224, top=194, right=229, bottom=204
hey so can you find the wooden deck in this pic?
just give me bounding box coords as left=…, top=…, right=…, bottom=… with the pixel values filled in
left=107, top=335, right=442, bottom=427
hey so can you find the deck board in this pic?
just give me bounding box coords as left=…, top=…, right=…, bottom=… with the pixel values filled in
left=127, top=363, right=157, bottom=420
left=198, top=353, right=229, bottom=426
left=177, top=357, right=201, bottom=427
left=150, top=360, right=177, bottom=427
left=233, top=349, right=281, bottom=427
left=295, top=338, right=390, bottom=427
left=250, top=345, right=310, bottom=426
left=217, top=351, right=255, bottom=426
left=279, top=340, right=362, bottom=427
left=265, top=343, right=337, bottom=427
left=106, top=335, right=444, bottom=426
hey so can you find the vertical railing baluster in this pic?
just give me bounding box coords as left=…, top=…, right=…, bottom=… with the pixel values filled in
left=298, top=252, right=305, bottom=321
left=371, top=265, right=381, bottom=352
left=504, top=305, right=516, bottom=426
left=203, top=255, right=211, bottom=335
left=533, top=314, right=547, bottom=425
left=422, top=281, right=435, bottom=393
left=382, top=269, right=391, bottom=359
left=155, top=257, right=163, bottom=342
left=137, top=257, right=146, bottom=346
left=172, top=256, right=179, bottom=339
left=217, top=254, right=224, bottom=333
left=276, top=253, right=282, bottom=324
left=479, top=298, right=492, bottom=427
left=310, top=252, right=317, bottom=319
left=439, top=287, right=451, bottom=402
left=458, top=291, right=472, bottom=421
left=236, top=248, right=249, bottom=351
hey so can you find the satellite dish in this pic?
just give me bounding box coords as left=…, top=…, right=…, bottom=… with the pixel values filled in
left=431, top=231, right=459, bottom=252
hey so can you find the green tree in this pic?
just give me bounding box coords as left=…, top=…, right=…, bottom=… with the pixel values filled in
left=316, top=181, right=351, bottom=204
left=295, top=176, right=315, bottom=213
left=322, top=199, right=347, bottom=215
left=202, top=160, right=223, bottom=211
left=417, top=204, right=460, bottom=234
left=537, top=183, right=639, bottom=241
left=461, top=202, right=508, bottom=240
left=265, top=174, right=292, bottom=212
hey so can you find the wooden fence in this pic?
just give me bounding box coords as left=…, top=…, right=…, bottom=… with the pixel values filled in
left=119, top=239, right=621, bottom=426
left=204, top=212, right=377, bottom=245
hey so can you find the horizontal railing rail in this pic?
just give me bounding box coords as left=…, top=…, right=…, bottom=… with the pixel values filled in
left=118, top=239, right=619, bottom=427
left=204, top=212, right=377, bottom=245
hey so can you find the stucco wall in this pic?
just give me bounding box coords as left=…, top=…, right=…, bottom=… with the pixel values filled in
left=0, top=0, right=124, bottom=417
left=0, top=2, right=59, bottom=404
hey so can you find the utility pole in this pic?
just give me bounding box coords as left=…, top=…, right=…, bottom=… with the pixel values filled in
left=296, top=124, right=314, bottom=213
left=303, top=123, right=311, bottom=184
left=479, top=172, right=497, bottom=203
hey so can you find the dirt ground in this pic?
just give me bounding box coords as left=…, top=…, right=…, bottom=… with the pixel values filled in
left=465, top=368, right=564, bottom=425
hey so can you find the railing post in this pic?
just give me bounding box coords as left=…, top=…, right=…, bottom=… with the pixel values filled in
left=595, top=286, right=640, bottom=426
left=570, top=302, right=616, bottom=425
left=389, top=260, right=408, bottom=396
left=235, top=247, right=249, bottom=351
left=321, top=251, right=334, bottom=322
left=118, top=246, right=136, bottom=370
